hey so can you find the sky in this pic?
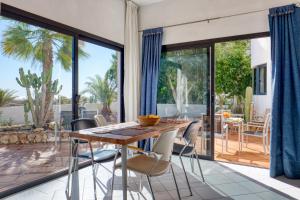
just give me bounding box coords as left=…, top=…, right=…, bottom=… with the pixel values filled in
left=0, top=18, right=117, bottom=99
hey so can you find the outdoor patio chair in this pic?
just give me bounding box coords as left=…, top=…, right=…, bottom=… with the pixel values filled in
left=242, top=113, right=271, bottom=154
left=65, top=118, right=120, bottom=200
left=112, top=129, right=182, bottom=200
left=202, top=115, right=228, bottom=154
left=251, top=108, right=270, bottom=125
left=172, top=121, right=205, bottom=197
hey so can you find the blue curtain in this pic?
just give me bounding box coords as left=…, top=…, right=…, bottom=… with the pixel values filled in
left=269, top=4, right=300, bottom=178
left=139, top=27, right=163, bottom=150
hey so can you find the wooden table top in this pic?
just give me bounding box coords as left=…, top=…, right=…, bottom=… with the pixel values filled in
left=69, top=119, right=191, bottom=145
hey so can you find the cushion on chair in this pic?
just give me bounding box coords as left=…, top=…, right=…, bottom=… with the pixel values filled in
left=115, top=154, right=170, bottom=177
left=80, top=149, right=119, bottom=163
left=173, top=143, right=194, bottom=155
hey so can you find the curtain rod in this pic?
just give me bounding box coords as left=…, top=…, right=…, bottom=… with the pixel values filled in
left=138, top=2, right=300, bottom=32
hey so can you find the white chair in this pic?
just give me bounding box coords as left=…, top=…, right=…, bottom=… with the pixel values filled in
left=94, top=114, right=107, bottom=127
left=112, top=129, right=181, bottom=200
left=242, top=113, right=271, bottom=154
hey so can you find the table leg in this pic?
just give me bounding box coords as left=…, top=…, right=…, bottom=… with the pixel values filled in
left=71, top=140, right=80, bottom=200
left=121, top=145, right=128, bottom=200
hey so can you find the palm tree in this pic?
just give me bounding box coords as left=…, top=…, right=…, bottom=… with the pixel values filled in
left=82, top=54, right=118, bottom=117
left=1, top=19, right=87, bottom=121
left=0, top=89, right=16, bottom=107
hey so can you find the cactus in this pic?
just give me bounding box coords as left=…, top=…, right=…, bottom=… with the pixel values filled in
left=244, top=86, right=253, bottom=122
left=16, top=67, right=62, bottom=128
left=23, top=101, right=30, bottom=125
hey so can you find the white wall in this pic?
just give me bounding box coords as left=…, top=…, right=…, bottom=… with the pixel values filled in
left=0, top=0, right=125, bottom=44
left=139, top=0, right=296, bottom=45
left=251, top=37, right=272, bottom=116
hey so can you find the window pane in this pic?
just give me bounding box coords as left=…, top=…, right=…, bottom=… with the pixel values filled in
left=78, top=41, right=121, bottom=125
left=158, top=48, right=208, bottom=119
left=0, top=17, right=72, bottom=192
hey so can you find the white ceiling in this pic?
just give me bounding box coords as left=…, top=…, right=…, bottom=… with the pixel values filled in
left=132, top=0, right=166, bottom=6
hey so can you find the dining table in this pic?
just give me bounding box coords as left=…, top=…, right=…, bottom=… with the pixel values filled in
left=68, top=119, right=191, bottom=200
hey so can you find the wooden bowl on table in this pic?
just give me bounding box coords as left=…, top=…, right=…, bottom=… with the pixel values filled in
left=138, top=115, right=160, bottom=126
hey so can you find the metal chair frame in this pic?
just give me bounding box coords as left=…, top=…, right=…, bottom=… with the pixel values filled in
left=65, top=119, right=119, bottom=200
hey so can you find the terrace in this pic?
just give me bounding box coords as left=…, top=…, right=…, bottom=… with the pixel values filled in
left=0, top=0, right=299, bottom=200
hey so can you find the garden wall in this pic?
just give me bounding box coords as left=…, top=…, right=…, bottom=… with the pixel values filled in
left=0, top=102, right=119, bottom=125
left=157, top=104, right=206, bottom=118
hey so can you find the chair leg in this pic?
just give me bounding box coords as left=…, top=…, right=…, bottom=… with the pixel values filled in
left=88, top=142, right=97, bottom=200
left=139, top=174, right=143, bottom=192
left=179, top=155, right=192, bottom=196
left=221, top=136, right=224, bottom=154
left=195, top=150, right=205, bottom=183
left=190, top=154, right=194, bottom=173
left=263, top=136, right=266, bottom=155
left=170, top=163, right=181, bottom=200
left=65, top=139, right=72, bottom=197
left=146, top=175, right=155, bottom=200
left=225, top=131, right=228, bottom=152
left=65, top=157, right=74, bottom=198
left=111, top=148, right=120, bottom=199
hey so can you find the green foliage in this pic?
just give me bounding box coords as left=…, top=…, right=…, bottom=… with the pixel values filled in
left=82, top=53, right=118, bottom=113
left=1, top=20, right=88, bottom=71
left=59, top=96, right=71, bottom=104
left=158, top=48, right=208, bottom=105
left=215, top=40, right=252, bottom=99
left=16, top=67, right=62, bottom=128
left=0, top=89, right=16, bottom=107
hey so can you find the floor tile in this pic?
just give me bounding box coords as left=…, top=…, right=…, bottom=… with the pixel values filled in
left=213, top=183, right=251, bottom=196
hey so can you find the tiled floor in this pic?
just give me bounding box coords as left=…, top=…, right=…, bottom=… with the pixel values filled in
left=2, top=156, right=295, bottom=200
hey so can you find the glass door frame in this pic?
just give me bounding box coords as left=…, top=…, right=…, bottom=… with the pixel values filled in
left=162, top=42, right=215, bottom=161
left=0, top=3, right=125, bottom=197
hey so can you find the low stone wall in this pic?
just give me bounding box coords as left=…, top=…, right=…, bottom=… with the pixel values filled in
left=0, top=127, right=70, bottom=145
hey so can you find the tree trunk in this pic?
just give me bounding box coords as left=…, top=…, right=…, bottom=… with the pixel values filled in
left=42, top=39, right=54, bottom=125
left=101, top=103, right=112, bottom=121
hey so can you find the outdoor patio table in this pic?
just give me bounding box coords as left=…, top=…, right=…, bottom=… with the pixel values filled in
left=224, top=117, right=244, bottom=151
left=68, top=119, right=190, bottom=200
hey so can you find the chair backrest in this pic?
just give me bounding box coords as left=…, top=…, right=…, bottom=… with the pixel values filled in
left=263, top=109, right=271, bottom=121
left=152, top=129, right=179, bottom=161
left=94, top=114, right=107, bottom=127
left=263, top=113, right=271, bottom=136
left=182, top=121, right=200, bottom=142
left=71, top=118, right=97, bottom=131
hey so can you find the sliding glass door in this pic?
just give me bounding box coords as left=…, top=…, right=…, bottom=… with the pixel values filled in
left=157, top=45, right=214, bottom=159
